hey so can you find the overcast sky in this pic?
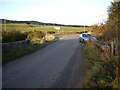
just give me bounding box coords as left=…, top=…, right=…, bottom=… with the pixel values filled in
left=0, top=0, right=112, bottom=25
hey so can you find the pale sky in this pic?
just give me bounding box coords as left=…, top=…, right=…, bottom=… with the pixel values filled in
left=0, top=0, right=112, bottom=25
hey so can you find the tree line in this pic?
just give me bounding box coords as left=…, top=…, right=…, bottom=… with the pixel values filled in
left=0, top=19, right=89, bottom=27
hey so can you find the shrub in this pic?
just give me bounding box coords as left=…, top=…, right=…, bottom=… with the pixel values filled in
left=27, top=31, right=45, bottom=39
left=2, top=30, right=28, bottom=43
left=47, top=31, right=56, bottom=34
left=83, top=41, right=117, bottom=88
left=90, top=23, right=105, bottom=38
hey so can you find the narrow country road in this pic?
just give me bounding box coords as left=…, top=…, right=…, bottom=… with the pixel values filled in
left=3, top=34, right=85, bottom=88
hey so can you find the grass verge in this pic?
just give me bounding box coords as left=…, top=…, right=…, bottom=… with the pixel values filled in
left=82, top=41, right=118, bottom=88
left=2, top=38, right=58, bottom=65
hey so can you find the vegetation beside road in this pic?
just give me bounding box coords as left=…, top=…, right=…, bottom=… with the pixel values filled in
left=83, top=41, right=117, bottom=88
left=2, top=30, right=28, bottom=43
left=82, top=1, right=120, bottom=88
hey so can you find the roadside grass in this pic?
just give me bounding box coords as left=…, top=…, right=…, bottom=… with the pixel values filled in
left=2, top=38, right=58, bottom=65
left=82, top=41, right=117, bottom=88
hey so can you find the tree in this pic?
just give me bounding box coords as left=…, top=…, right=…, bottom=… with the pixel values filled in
left=104, top=1, right=120, bottom=54
left=105, top=1, right=120, bottom=88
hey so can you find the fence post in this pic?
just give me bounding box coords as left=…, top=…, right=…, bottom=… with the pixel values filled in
left=111, top=41, right=114, bottom=55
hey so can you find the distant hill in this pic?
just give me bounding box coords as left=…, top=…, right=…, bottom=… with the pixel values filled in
left=0, top=19, right=89, bottom=27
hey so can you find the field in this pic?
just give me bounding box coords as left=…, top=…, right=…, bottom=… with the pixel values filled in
left=2, top=23, right=89, bottom=33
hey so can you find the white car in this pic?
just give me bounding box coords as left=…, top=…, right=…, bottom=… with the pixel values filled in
left=79, top=33, right=96, bottom=43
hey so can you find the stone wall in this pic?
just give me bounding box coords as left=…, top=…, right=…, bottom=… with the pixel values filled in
left=2, top=39, right=30, bottom=53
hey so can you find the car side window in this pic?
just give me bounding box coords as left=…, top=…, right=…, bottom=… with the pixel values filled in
left=83, top=34, right=88, bottom=37
left=82, top=34, right=85, bottom=37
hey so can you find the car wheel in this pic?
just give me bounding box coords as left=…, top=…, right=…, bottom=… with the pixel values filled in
left=82, top=39, right=85, bottom=43
left=79, top=40, right=81, bottom=43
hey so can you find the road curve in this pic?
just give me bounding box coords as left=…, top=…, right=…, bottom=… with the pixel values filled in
left=3, top=34, right=85, bottom=88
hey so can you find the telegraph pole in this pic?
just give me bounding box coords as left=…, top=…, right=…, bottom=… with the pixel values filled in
left=4, top=19, right=6, bottom=31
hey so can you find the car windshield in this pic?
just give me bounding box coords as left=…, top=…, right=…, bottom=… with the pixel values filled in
left=82, top=34, right=92, bottom=37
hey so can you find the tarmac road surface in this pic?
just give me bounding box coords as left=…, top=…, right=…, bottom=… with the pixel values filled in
left=3, top=34, right=85, bottom=88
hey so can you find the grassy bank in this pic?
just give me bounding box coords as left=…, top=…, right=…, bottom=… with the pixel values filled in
left=82, top=41, right=118, bottom=88
left=2, top=38, right=58, bottom=65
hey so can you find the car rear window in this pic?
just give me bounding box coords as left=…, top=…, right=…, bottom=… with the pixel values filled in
left=82, top=34, right=92, bottom=37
